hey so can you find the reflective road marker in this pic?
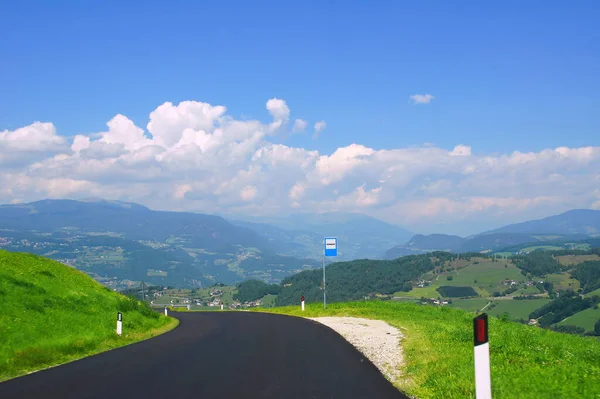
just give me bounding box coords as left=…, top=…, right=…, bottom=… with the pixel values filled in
left=474, top=313, right=492, bottom=399
left=116, top=312, right=123, bottom=336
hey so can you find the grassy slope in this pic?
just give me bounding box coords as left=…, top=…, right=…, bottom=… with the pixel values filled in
left=486, top=299, right=552, bottom=321
left=0, top=250, right=178, bottom=382
left=558, top=307, right=600, bottom=332
left=395, top=259, right=524, bottom=298
left=256, top=301, right=600, bottom=399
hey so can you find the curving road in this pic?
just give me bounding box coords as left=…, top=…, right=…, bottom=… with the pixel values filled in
left=0, top=312, right=409, bottom=399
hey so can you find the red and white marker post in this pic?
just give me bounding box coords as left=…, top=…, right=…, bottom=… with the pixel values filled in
left=116, top=312, right=123, bottom=336
left=473, top=313, right=492, bottom=399
left=301, top=296, right=305, bottom=311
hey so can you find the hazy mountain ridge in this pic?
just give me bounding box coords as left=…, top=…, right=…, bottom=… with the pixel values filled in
left=0, top=199, right=319, bottom=287
left=384, top=209, right=600, bottom=259
left=226, top=211, right=414, bottom=261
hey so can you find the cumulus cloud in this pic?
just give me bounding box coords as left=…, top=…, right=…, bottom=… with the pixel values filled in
left=450, top=145, right=472, bottom=156
left=409, top=94, right=435, bottom=104
left=313, top=120, right=326, bottom=139
left=2, top=97, right=600, bottom=235
left=292, top=119, right=308, bottom=133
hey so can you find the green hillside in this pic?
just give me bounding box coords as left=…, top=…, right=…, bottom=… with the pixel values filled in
left=256, top=301, right=600, bottom=399
left=0, top=250, right=178, bottom=382
left=558, top=307, right=600, bottom=332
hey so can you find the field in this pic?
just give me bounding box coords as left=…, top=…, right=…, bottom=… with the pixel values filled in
left=486, top=299, right=552, bottom=321
left=447, top=298, right=490, bottom=312
left=556, top=254, right=600, bottom=266
left=256, top=301, right=600, bottom=399
left=260, top=294, right=277, bottom=307
left=0, top=250, right=178, bottom=382
left=545, top=273, right=580, bottom=291
left=395, top=259, right=525, bottom=298
left=585, top=288, right=600, bottom=298
left=520, top=245, right=564, bottom=252
left=558, top=307, right=600, bottom=332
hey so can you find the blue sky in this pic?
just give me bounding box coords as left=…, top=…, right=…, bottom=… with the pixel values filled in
left=3, top=0, right=598, bottom=154
left=1, top=1, right=600, bottom=235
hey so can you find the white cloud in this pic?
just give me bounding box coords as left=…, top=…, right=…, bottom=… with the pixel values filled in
left=292, top=119, right=308, bottom=133
left=409, top=94, right=435, bottom=104
left=240, top=185, right=258, bottom=201
left=266, top=98, right=290, bottom=132
left=450, top=145, right=472, bottom=156
left=313, top=120, right=326, bottom=139
left=3, top=97, right=600, bottom=235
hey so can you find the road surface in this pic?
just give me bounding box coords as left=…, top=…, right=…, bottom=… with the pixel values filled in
left=0, top=311, right=409, bottom=399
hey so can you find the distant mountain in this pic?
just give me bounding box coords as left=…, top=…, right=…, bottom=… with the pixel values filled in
left=226, top=211, right=413, bottom=261
left=384, top=209, right=600, bottom=259
left=482, top=209, right=600, bottom=236
left=385, top=234, right=465, bottom=259
left=385, top=232, right=594, bottom=259
left=0, top=199, right=319, bottom=287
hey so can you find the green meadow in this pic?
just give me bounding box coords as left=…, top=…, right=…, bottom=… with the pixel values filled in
left=0, top=250, right=178, bottom=382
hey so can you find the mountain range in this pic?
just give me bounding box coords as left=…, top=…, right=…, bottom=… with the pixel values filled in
left=384, top=209, right=600, bottom=259
left=2, top=198, right=600, bottom=288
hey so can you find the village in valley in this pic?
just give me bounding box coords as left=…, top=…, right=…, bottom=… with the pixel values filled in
left=147, top=285, right=267, bottom=310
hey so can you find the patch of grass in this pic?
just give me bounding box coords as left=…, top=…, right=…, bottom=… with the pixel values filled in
left=256, top=301, right=600, bottom=399
left=521, top=245, right=564, bottom=252
left=448, top=298, right=491, bottom=312
left=0, top=250, right=178, bottom=382
left=487, top=299, right=552, bottom=321
left=556, top=254, right=600, bottom=266
left=260, top=294, right=277, bottom=307
left=585, top=288, right=600, bottom=298
left=558, top=307, right=600, bottom=332
left=546, top=273, right=580, bottom=291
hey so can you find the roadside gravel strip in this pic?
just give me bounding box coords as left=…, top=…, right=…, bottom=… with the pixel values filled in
left=308, top=317, right=405, bottom=383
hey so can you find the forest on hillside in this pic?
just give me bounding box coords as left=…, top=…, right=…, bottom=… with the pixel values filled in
left=275, top=251, right=458, bottom=306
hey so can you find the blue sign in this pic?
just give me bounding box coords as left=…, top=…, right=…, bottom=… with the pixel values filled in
left=324, top=237, right=338, bottom=257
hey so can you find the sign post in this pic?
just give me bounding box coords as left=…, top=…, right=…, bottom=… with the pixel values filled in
left=323, top=237, right=338, bottom=310
left=301, top=296, right=305, bottom=311
left=473, top=313, right=492, bottom=399
left=116, top=312, right=123, bottom=336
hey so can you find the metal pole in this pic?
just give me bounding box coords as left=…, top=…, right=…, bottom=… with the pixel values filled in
left=323, top=254, right=326, bottom=309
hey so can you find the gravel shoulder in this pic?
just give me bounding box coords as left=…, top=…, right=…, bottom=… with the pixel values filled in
left=308, top=317, right=406, bottom=384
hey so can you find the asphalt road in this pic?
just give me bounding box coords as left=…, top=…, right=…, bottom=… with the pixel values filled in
left=0, top=312, right=409, bottom=399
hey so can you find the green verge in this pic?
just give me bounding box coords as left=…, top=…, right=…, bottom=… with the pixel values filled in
left=255, top=301, right=600, bottom=399
left=0, top=250, right=179, bottom=382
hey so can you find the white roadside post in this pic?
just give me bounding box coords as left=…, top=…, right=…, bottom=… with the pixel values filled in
left=323, top=237, right=338, bottom=310
left=116, top=312, right=123, bottom=336
left=474, top=313, right=492, bottom=399
left=301, top=296, right=305, bottom=311
left=164, top=306, right=168, bottom=316
left=187, top=304, right=191, bottom=311
left=221, top=304, right=224, bottom=311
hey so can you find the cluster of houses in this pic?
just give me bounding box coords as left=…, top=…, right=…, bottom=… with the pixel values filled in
left=229, top=300, right=263, bottom=309
left=421, top=298, right=450, bottom=306
left=502, top=279, right=544, bottom=287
